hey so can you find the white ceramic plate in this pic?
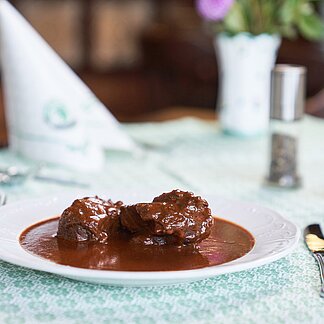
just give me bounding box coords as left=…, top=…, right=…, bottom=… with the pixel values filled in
left=0, top=191, right=300, bottom=286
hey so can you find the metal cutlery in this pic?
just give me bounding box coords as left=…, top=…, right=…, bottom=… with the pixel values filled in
left=0, top=165, right=89, bottom=188
left=304, top=224, right=324, bottom=298
left=0, top=191, right=7, bottom=206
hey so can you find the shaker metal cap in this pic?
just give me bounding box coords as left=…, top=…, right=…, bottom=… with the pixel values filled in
left=270, top=64, right=306, bottom=121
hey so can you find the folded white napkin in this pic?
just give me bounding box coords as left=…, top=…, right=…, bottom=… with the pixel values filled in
left=0, top=0, right=135, bottom=171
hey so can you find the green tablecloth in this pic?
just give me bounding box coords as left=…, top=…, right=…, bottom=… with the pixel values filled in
left=1, top=117, right=324, bottom=323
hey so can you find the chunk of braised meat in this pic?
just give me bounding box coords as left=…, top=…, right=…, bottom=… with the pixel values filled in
left=120, top=190, right=213, bottom=245
left=57, top=196, right=123, bottom=243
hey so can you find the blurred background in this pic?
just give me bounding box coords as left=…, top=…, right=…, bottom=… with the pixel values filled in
left=0, top=0, right=324, bottom=147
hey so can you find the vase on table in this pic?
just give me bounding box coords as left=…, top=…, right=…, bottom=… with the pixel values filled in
left=214, top=33, right=281, bottom=137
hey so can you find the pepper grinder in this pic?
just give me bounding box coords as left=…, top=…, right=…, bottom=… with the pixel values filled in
left=266, top=64, right=306, bottom=188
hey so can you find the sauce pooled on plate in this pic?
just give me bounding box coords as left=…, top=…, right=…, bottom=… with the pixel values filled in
left=20, top=190, right=255, bottom=271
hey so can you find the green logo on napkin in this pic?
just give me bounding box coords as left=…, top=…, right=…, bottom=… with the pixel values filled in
left=44, top=101, right=77, bottom=129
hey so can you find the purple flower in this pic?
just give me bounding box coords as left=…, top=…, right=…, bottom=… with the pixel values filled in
left=196, top=0, right=234, bottom=21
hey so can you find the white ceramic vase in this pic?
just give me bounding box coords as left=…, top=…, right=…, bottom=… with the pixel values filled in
left=215, top=33, right=281, bottom=136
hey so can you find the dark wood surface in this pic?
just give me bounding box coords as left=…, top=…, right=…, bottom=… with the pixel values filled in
left=3, top=0, right=324, bottom=119
left=0, top=91, right=7, bottom=147
left=80, top=31, right=324, bottom=118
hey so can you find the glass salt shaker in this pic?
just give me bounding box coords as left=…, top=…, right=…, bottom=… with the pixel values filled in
left=266, top=64, right=306, bottom=189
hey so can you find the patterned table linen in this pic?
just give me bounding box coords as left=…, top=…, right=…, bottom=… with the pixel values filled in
left=1, top=117, right=324, bottom=323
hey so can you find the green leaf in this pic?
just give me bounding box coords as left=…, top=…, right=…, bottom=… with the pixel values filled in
left=299, top=2, right=314, bottom=16
left=223, top=2, right=248, bottom=34
left=297, top=14, right=324, bottom=40
left=261, top=1, right=278, bottom=34
left=279, top=0, right=299, bottom=24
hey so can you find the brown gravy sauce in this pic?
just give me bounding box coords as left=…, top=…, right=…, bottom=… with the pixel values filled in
left=19, top=217, right=254, bottom=271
